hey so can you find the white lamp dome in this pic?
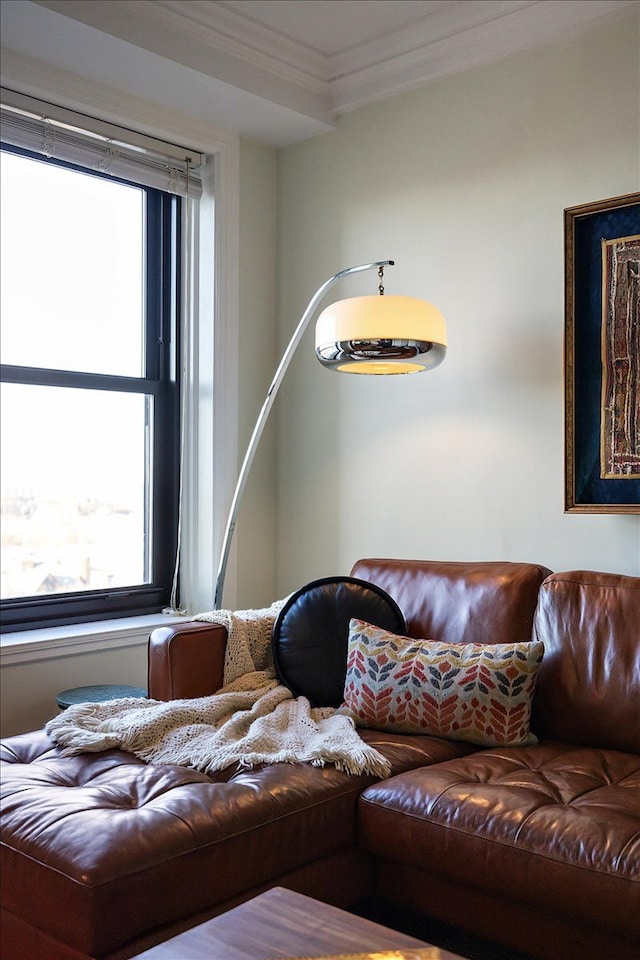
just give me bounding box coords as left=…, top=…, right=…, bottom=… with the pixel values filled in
left=315, top=295, right=447, bottom=374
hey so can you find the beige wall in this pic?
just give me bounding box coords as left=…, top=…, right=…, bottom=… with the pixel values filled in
left=274, top=12, right=640, bottom=599
left=1, top=640, right=148, bottom=737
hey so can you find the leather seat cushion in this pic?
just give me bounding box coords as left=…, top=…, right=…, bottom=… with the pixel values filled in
left=0, top=727, right=474, bottom=957
left=359, top=742, right=640, bottom=939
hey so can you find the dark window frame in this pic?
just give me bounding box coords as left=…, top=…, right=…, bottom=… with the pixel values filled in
left=0, top=145, right=180, bottom=632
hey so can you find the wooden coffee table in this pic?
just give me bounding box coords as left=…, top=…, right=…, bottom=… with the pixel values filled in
left=132, top=887, right=466, bottom=959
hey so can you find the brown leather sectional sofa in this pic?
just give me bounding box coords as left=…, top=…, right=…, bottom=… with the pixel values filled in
left=1, top=559, right=639, bottom=960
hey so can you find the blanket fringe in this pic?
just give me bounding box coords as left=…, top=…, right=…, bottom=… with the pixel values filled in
left=46, top=703, right=122, bottom=754
left=202, top=745, right=391, bottom=779
left=312, top=749, right=392, bottom=779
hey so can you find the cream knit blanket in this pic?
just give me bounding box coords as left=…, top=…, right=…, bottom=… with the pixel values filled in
left=45, top=602, right=391, bottom=778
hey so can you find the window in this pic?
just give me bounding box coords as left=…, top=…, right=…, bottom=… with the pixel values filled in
left=0, top=144, right=181, bottom=631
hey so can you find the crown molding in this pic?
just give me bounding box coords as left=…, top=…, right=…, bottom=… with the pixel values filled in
left=34, top=0, right=333, bottom=123
left=29, top=0, right=640, bottom=133
left=328, top=0, right=533, bottom=80
left=330, top=0, right=639, bottom=113
left=150, top=0, right=329, bottom=88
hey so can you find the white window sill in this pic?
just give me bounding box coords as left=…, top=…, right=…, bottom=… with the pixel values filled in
left=0, top=613, right=189, bottom=666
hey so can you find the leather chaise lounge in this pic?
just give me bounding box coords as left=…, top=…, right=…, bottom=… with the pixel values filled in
left=1, top=559, right=639, bottom=960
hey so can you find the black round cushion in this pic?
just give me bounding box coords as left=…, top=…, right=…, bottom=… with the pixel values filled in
left=272, top=576, right=406, bottom=708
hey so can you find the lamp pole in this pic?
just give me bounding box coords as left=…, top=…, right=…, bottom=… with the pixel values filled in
left=213, top=260, right=394, bottom=609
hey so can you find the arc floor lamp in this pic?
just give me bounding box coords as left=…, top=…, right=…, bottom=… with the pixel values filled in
left=213, top=259, right=446, bottom=608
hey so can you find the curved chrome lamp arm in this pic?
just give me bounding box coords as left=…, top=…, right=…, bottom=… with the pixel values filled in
left=213, top=259, right=394, bottom=609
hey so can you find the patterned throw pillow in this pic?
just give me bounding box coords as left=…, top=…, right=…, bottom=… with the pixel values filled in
left=340, top=619, right=544, bottom=746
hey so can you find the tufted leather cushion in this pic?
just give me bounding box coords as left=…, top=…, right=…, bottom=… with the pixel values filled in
left=0, top=726, right=469, bottom=958
left=272, top=577, right=406, bottom=707
left=360, top=743, right=640, bottom=943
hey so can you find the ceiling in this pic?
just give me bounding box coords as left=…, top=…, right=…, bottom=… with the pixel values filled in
left=220, top=1, right=465, bottom=54
left=1, top=0, right=636, bottom=145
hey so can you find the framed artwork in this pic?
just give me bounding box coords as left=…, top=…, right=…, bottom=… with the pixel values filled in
left=564, top=192, right=640, bottom=514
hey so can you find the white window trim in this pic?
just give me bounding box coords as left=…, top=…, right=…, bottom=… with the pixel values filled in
left=0, top=613, right=188, bottom=666
left=0, top=49, right=241, bottom=643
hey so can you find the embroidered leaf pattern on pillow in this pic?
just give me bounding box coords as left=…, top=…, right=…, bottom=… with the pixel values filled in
left=340, top=619, right=544, bottom=747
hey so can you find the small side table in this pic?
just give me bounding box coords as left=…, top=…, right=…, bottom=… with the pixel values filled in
left=57, top=684, right=147, bottom=710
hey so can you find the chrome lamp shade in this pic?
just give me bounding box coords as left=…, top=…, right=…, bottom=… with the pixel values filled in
left=315, top=295, right=447, bottom=374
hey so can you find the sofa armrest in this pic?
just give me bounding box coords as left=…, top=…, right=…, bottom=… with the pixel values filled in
left=148, top=621, right=227, bottom=700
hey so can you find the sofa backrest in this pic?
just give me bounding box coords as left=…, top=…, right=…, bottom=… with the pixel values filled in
left=350, top=558, right=551, bottom=646
left=532, top=570, right=640, bottom=753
